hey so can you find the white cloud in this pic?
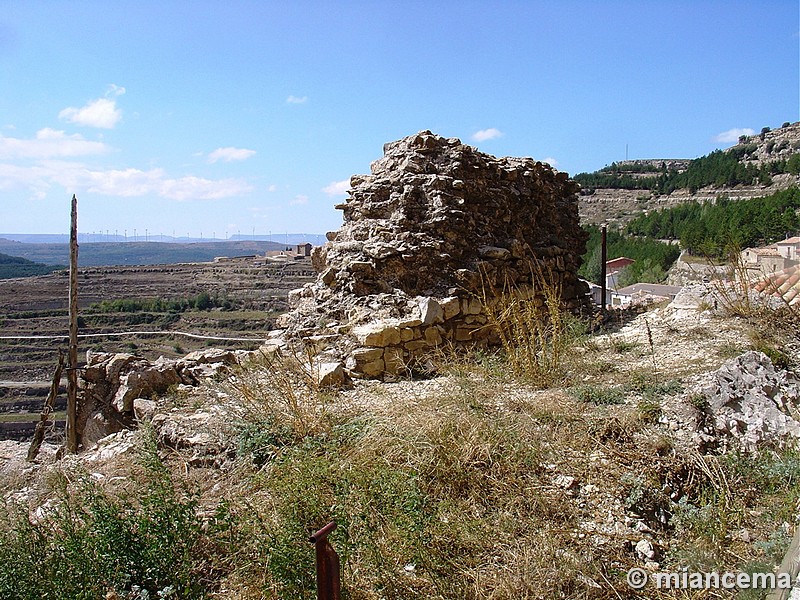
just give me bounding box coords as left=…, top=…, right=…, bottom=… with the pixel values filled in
left=0, top=160, right=252, bottom=201
left=542, top=157, right=559, bottom=168
left=82, top=167, right=253, bottom=200
left=714, top=127, right=756, bottom=143
left=322, top=179, right=350, bottom=196
left=158, top=175, right=253, bottom=200
left=0, top=128, right=110, bottom=159
left=471, top=128, right=503, bottom=142
left=0, top=162, right=55, bottom=198
left=286, top=95, right=308, bottom=104
left=290, top=194, right=309, bottom=205
left=59, top=97, right=122, bottom=129
left=82, top=167, right=165, bottom=197
left=106, top=84, right=126, bottom=97
left=207, top=146, right=257, bottom=163
left=267, top=184, right=278, bottom=192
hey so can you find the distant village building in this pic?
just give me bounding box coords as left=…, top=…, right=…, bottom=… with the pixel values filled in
left=741, top=235, right=800, bottom=276
left=584, top=256, right=684, bottom=309
left=584, top=256, right=638, bottom=307
left=605, top=256, right=635, bottom=291
left=611, top=283, right=682, bottom=308
left=266, top=243, right=316, bottom=261
left=776, top=237, right=800, bottom=261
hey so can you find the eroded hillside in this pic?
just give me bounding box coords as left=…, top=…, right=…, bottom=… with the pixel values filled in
left=578, top=121, right=800, bottom=227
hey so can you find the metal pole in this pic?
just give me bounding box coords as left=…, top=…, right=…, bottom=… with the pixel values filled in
left=600, top=224, right=607, bottom=313
left=66, top=195, right=79, bottom=453
left=309, top=522, right=341, bottom=600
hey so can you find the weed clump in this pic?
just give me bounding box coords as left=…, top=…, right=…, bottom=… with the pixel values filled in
left=479, top=265, right=585, bottom=388
left=0, top=426, right=211, bottom=600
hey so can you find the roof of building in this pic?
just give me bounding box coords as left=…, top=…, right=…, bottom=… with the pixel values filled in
left=614, top=283, right=683, bottom=298
left=753, top=264, right=800, bottom=305
left=606, top=256, right=635, bottom=268
left=777, top=236, right=800, bottom=245
left=744, top=246, right=781, bottom=256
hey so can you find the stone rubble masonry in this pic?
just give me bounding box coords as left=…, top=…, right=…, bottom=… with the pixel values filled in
left=78, top=348, right=242, bottom=449
left=280, top=130, right=591, bottom=379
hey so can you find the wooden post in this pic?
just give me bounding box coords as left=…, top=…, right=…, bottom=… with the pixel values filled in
left=66, top=194, right=79, bottom=453
left=27, top=351, right=65, bottom=461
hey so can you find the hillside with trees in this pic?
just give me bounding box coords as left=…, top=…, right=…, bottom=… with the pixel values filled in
left=0, top=253, right=65, bottom=279
left=577, top=121, right=800, bottom=228
left=626, top=186, right=800, bottom=256
left=575, top=142, right=800, bottom=195
left=574, top=121, right=800, bottom=276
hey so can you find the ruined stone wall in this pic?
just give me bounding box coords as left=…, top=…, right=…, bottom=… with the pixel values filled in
left=282, top=131, right=590, bottom=379
left=317, top=130, right=587, bottom=302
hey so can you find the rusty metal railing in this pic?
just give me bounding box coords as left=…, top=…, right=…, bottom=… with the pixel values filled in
left=309, top=521, right=341, bottom=600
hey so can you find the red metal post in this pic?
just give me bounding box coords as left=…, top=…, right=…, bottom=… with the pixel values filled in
left=309, top=521, right=341, bottom=600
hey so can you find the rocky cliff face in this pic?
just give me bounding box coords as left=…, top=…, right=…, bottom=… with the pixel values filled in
left=282, top=131, right=590, bottom=378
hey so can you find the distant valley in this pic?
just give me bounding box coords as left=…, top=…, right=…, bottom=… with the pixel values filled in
left=0, top=238, right=318, bottom=267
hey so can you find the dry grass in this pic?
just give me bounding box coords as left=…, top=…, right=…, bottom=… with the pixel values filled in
left=708, top=250, right=762, bottom=318
left=224, top=345, right=336, bottom=443
left=3, top=291, right=800, bottom=599
left=479, top=265, right=583, bottom=388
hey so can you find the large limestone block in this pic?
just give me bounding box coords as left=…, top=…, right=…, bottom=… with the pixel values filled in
left=112, top=364, right=182, bottom=413
left=703, top=351, right=800, bottom=451
left=352, top=321, right=403, bottom=347
left=349, top=347, right=384, bottom=363
left=358, top=358, right=385, bottom=377
left=418, top=297, right=444, bottom=325
left=383, top=347, right=406, bottom=375
left=316, top=361, right=348, bottom=388
left=461, top=297, right=483, bottom=315
left=424, top=327, right=443, bottom=346
left=440, top=296, right=461, bottom=320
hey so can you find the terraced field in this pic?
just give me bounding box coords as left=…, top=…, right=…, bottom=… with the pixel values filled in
left=0, top=255, right=316, bottom=440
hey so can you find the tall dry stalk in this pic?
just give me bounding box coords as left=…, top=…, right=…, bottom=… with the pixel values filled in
left=226, top=344, right=330, bottom=441
left=707, top=247, right=800, bottom=323
left=709, top=249, right=759, bottom=317
left=479, top=263, right=579, bottom=388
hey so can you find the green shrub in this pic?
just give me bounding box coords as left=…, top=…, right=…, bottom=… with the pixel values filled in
left=0, top=427, right=210, bottom=600
left=567, top=384, right=625, bottom=405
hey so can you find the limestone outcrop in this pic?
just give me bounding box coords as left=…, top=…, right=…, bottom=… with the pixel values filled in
left=280, top=131, right=590, bottom=378
left=702, top=351, right=800, bottom=451
left=78, top=349, right=242, bottom=448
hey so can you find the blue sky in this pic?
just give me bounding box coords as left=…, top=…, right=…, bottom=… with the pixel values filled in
left=1, top=1, right=798, bottom=238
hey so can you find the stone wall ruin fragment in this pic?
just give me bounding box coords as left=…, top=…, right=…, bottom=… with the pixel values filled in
left=280, top=130, right=590, bottom=379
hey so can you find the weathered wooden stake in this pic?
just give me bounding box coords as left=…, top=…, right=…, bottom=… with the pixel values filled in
left=27, top=351, right=65, bottom=461
left=66, top=194, right=79, bottom=453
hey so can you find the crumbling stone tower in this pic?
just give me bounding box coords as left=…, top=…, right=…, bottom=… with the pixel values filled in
left=283, top=130, right=589, bottom=378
